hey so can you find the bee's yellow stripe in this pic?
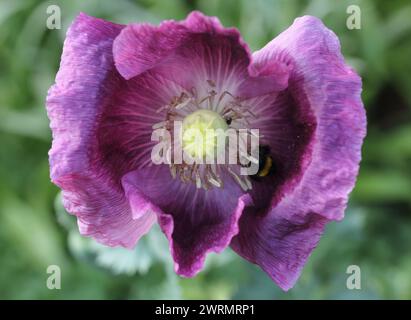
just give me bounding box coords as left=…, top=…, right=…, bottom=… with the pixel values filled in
left=258, top=156, right=273, bottom=177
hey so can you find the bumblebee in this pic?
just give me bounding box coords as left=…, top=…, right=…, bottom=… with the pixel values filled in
left=242, top=145, right=275, bottom=179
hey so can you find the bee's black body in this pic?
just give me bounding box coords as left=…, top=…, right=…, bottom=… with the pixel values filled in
left=242, top=145, right=275, bottom=180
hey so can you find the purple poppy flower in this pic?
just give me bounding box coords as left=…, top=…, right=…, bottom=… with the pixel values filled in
left=47, top=11, right=366, bottom=290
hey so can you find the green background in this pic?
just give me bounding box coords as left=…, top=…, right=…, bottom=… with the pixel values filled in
left=1, top=0, right=410, bottom=299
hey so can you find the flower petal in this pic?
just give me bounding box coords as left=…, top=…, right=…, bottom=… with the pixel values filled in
left=122, top=166, right=253, bottom=277
left=113, top=11, right=288, bottom=97
left=96, top=70, right=183, bottom=180
left=231, top=209, right=328, bottom=291
left=232, top=16, right=366, bottom=290
left=238, top=58, right=292, bottom=97
left=60, top=174, right=156, bottom=248
left=47, top=12, right=123, bottom=181
left=113, top=11, right=250, bottom=82
left=252, top=15, right=366, bottom=220
left=244, top=89, right=316, bottom=212
left=47, top=13, right=155, bottom=247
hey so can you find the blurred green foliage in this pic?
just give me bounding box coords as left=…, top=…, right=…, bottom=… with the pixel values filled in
left=0, top=0, right=411, bottom=299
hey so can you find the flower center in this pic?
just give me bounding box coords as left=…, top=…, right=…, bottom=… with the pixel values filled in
left=182, top=109, right=228, bottom=160
left=152, top=80, right=258, bottom=191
